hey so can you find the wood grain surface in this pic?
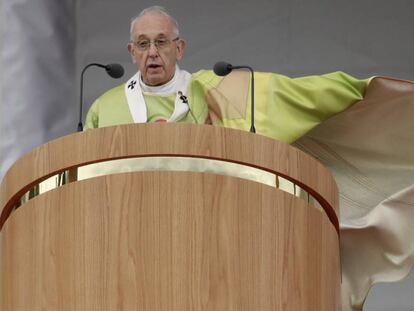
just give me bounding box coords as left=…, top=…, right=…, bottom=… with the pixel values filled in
left=1, top=172, right=340, bottom=310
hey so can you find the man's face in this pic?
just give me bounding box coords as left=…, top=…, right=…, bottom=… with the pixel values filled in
left=128, top=14, right=185, bottom=86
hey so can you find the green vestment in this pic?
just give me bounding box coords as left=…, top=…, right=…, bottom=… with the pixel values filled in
left=85, top=70, right=367, bottom=143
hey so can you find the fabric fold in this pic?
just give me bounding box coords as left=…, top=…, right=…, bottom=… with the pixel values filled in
left=294, top=76, right=414, bottom=311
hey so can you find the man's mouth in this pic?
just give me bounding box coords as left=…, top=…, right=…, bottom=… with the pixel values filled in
left=147, top=64, right=162, bottom=70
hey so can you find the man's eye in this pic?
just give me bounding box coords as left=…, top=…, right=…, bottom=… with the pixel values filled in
left=156, top=39, right=168, bottom=46
left=137, top=41, right=149, bottom=48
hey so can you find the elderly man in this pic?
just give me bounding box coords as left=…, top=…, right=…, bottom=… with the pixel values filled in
left=84, top=6, right=367, bottom=143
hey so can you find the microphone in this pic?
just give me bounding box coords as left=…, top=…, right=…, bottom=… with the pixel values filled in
left=213, top=61, right=256, bottom=133
left=213, top=61, right=233, bottom=76
left=77, top=63, right=125, bottom=131
left=105, top=63, right=125, bottom=79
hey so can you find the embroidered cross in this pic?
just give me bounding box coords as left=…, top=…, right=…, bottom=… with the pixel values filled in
left=178, top=91, right=188, bottom=104
left=128, top=80, right=137, bottom=90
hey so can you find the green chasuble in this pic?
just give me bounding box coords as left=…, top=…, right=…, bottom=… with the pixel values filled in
left=84, top=70, right=367, bottom=143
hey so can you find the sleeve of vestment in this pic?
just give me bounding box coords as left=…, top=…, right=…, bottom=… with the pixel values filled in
left=209, top=71, right=369, bottom=143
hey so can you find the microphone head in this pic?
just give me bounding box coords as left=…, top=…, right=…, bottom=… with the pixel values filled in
left=105, top=63, right=125, bottom=79
left=213, top=61, right=233, bottom=76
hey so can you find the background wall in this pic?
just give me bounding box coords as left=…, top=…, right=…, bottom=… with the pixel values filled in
left=1, top=0, right=414, bottom=310
left=77, top=0, right=414, bottom=112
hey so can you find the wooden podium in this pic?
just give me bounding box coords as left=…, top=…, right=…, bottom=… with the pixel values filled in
left=0, top=124, right=340, bottom=310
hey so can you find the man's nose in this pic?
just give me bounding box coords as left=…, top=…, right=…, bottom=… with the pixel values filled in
left=147, top=42, right=159, bottom=57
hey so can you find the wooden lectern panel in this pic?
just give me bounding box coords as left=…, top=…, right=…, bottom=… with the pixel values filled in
left=1, top=172, right=339, bottom=310
left=0, top=124, right=339, bottom=232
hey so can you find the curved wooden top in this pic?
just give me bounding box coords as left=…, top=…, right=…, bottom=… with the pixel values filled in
left=0, top=124, right=339, bottom=231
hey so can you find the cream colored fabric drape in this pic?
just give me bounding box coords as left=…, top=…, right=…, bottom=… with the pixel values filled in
left=294, top=77, right=414, bottom=311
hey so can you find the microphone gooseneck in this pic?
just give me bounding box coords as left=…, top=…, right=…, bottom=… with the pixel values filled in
left=213, top=61, right=256, bottom=133
left=78, top=63, right=125, bottom=132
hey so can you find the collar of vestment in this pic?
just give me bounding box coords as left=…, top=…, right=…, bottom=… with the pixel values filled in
left=124, top=65, right=192, bottom=123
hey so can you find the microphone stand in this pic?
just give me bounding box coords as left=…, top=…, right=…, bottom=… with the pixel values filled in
left=78, top=63, right=124, bottom=132
left=232, top=65, right=255, bottom=133
left=214, top=62, right=256, bottom=133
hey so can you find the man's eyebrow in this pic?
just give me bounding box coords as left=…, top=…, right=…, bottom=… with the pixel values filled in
left=136, top=33, right=168, bottom=40
left=136, top=35, right=149, bottom=40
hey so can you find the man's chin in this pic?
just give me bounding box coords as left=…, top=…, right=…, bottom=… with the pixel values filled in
left=145, top=78, right=166, bottom=86
left=144, top=74, right=172, bottom=87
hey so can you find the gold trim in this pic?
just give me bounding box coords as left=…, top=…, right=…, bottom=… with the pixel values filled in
left=17, top=156, right=320, bottom=211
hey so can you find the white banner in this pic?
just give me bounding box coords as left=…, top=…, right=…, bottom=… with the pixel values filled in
left=0, top=0, right=76, bottom=180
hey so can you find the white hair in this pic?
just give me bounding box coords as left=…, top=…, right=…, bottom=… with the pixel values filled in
left=130, top=6, right=180, bottom=40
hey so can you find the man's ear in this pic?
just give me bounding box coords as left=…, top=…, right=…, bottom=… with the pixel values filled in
left=176, top=39, right=186, bottom=61
left=127, top=43, right=136, bottom=64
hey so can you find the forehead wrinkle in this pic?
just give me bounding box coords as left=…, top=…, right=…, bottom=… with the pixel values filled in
left=131, top=14, right=177, bottom=40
